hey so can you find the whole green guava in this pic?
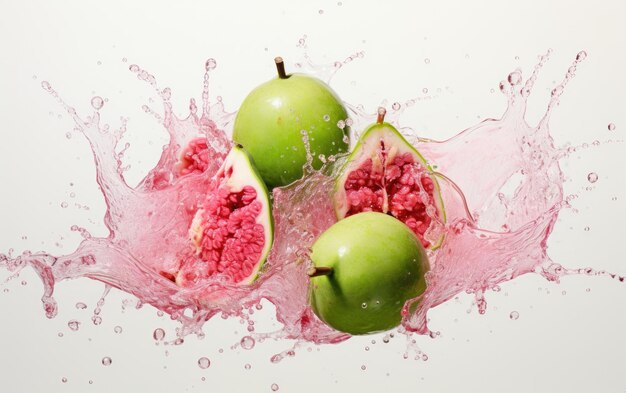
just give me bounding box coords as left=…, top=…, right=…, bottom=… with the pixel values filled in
left=309, top=212, right=430, bottom=335
left=233, top=58, right=349, bottom=188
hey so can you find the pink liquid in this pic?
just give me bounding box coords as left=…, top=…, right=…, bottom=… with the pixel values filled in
left=0, top=49, right=623, bottom=353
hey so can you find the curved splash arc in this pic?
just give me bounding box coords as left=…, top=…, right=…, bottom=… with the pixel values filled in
left=400, top=51, right=605, bottom=334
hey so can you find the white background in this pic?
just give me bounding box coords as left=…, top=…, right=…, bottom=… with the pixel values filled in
left=1, top=1, right=625, bottom=392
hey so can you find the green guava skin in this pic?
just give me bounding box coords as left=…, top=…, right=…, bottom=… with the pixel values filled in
left=233, top=74, right=349, bottom=189
left=309, top=212, right=430, bottom=335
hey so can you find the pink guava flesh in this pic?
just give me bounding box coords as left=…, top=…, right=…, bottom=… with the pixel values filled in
left=342, top=144, right=439, bottom=248
left=177, top=183, right=266, bottom=286
left=177, top=138, right=210, bottom=176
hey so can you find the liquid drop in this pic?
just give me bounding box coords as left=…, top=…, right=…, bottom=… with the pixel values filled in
left=153, top=328, right=165, bottom=341
left=67, top=320, right=80, bottom=331
left=197, top=357, right=211, bottom=369
left=240, top=336, right=255, bottom=350
left=587, top=172, right=598, bottom=183
left=91, top=96, right=104, bottom=110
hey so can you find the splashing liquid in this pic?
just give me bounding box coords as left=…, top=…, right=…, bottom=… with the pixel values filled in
left=0, top=49, right=623, bottom=351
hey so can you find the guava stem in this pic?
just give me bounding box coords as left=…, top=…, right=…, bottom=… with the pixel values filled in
left=275, top=57, right=287, bottom=79
left=307, top=266, right=333, bottom=277
left=377, top=107, right=387, bottom=124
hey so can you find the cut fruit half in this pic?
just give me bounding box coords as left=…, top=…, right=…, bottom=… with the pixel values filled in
left=334, top=108, right=445, bottom=249
left=176, top=144, right=273, bottom=286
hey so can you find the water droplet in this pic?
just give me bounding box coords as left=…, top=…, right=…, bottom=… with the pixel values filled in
left=21, top=280, right=27, bottom=286
left=424, top=58, right=430, bottom=64
left=91, top=96, right=104, bottom=110
left=576, top=51, right=587, bottom=61
left=551, top=86, right=563, bottom=97
left=508, top=71, right=522, bottom=85
left=587, top=172, right=598, bottom=183
left=102, top=357, right=112, bottom=366
left=60, top=202, right=68, bottom=208
left=244, top=363, right=252, bottom=370
left=205, top=58, right=217, bottom=71
left=361, top=302, right=368, bottom=309
left=114, top=326, right=123, bottom=334
left=499, top=81, right=508, bottom=93
left=608, top=123, right=616, bottom=131
left=422, top=88, right=428, bottom=94
left=240, top=336, right=255, bottom=350
left=392, top=102, right=401, bottom=111
left=509, top=311, right=519, bottom=320
left=318, top=9, right=324, bottom=14
left=58, top=332, right=63, bottom=337
left=271, top=383, right=280, bottom=391
left=364, top=346, right=370, bottom=351
left=61, top=377, right=67, bottom=383
left=153, top=328, right=165, bottom=341
left=337, top=120, right=346, bottom=129
left=68, top=320, right=80, bottom=331
left=161, top=88, right=171, bottom=100
left=584, top=226, right=590, bottom=231
left=89, top=380, right=93, bottom=385
left=361, top=365, right=367, bottom=370
left=323, top=114, right=330, bottom=122
left=197, top=357, right=211, bottom=369
left=345, top=118, right=353, bottom=126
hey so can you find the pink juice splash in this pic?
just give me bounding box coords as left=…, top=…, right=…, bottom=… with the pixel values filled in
left=0, top=48, right=623, bottom=353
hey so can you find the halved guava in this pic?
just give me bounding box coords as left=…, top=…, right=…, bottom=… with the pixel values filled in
left=176, top=144, right=273, bottom=286
left=334, top=116, right=445, bottom=249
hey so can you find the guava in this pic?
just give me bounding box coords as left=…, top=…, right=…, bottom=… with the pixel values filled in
left=334, top=108, right=445, bottom=249
left=175, top=143, right=273, bottom=286
left=233, top=57, right=350, bottom=188
left=308, top=212, right=429, bottom=335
